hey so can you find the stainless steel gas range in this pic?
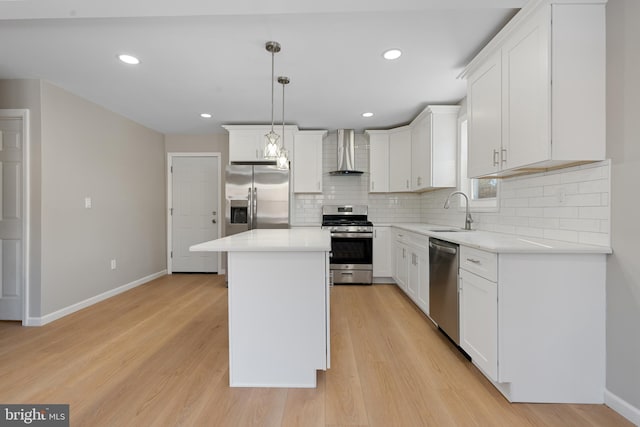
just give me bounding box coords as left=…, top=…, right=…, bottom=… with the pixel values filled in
left=321, top=205, right=373, bottom=285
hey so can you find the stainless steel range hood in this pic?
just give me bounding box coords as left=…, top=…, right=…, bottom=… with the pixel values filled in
left=329, top=129, right=364, bottom=175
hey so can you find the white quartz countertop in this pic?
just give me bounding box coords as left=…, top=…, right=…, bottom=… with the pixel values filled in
left=189, top=228, right=331, bottom=252
left=390, top=223, right=612, bottom=254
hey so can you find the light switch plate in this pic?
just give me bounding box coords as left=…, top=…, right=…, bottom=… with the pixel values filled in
left=84, top=197, right=92, bottom=209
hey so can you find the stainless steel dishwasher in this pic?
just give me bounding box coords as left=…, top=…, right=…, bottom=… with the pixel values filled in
left=429, top=238, right=460, bottom=345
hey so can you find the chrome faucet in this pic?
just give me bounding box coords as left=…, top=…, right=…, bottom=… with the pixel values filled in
left=444, top=191, right=473, bottom=230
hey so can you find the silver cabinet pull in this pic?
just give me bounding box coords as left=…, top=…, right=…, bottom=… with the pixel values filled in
left=466, top=258, right=481, bottom=264
left=493, top=149, right=500, bottom=166
left=501, top=148, right=507, bottom=164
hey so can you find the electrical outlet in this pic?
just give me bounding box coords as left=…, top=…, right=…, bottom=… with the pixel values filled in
left=110, top=259, right=117, bottom=270
left=84, top=197, right=92, bottom=209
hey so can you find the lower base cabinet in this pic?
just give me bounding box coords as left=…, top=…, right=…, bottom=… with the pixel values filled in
left=392, top=228, right=430, bottom=316
left=460, top=268, right=498, bottom=381
left=459, top=246, right=606, bottom=403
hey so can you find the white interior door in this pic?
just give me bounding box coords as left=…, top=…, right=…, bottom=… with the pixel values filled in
left=0, top=117, right=23, bottom=320
left=171, top=156, right=219, bottom=273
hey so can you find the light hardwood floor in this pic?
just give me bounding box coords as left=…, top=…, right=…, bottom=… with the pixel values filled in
left=0, top=274, right=630, bottom=426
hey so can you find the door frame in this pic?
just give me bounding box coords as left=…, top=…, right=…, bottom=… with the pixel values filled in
left=0, top=109, right=30, bottom=325
left=166, top=152, right=222, bottom=274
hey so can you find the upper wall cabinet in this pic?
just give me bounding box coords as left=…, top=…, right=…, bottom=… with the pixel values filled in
left=463, top=1, right=606, bottom=178
left=411, top=106, right=460, bottom=191
left=293, top=130, right=327, bottom=193
left=366, top=105, right=459, bottom=193
left=366, top=131, right=390, bottom=193
left=388, top=127, right=412, bottom=192
left=223, top=125, right=298, bottom=163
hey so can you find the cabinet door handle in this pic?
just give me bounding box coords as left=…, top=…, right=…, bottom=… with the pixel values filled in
left=493, top=149, right=500, bottom=167
left=374, top=229, right=377, bottom=238
left=466, top=258, right=481, bottom=264
left=317, top=181, right=321, bottom=190
left=406, top=179, right=409, bottom=189
left=501, top=148, right=507, bottom=164
left=371, top=181, right=375, bottom=191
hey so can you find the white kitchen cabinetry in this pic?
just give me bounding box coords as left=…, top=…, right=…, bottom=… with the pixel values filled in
left=366, top=131, right=389, bottom=193
left=388, top=127, right=412, bottom=192
left=373, top=226, right=392, bottom=278
left=411, top=106, right=460, bottom=191
left=392, top=230, right=409, bottom=292
left=464, top=1, right=606, bottom=178
left=458, top=245, right=605, bottom=403
left=223, top=125, right=298, bottom=163
left=459, top=247, right=498, bottom=381
left=293, top=130, right=327, bottom=193
left=408, top=244, right=429, bottom=314
left=392, top=228, right=430, bottom=316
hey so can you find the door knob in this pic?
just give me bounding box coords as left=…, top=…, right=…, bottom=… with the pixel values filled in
left=212, top=219, right=217, bottom=224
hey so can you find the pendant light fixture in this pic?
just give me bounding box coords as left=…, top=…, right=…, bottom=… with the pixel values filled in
left=276, top=76, right=290, bottom=170
left=264, top=41, right=281, bottom=159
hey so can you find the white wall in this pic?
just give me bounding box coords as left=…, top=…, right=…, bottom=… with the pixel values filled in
left=605, top=0, right=640, bottom=417
left=39, top=81, right=166, bottom=316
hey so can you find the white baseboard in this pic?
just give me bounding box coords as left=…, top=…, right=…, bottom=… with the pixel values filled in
left=26, top=270, right=167, bottom=326
left=605, top=389, right=640, bottom=426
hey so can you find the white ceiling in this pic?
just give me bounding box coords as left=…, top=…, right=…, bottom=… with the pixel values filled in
left=0, top=0, right=524, bottom=134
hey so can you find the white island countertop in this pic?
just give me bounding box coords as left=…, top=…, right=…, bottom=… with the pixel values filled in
left=189, top=228, right=331, bottom=252
left=390, top=223, right=612, bottom=254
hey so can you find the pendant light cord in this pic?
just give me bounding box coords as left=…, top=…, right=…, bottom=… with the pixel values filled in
left=270, top=50, right=275, bottom=133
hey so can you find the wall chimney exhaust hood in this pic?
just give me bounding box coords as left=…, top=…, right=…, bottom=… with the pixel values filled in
left=330, top=129, right=364, bottom=175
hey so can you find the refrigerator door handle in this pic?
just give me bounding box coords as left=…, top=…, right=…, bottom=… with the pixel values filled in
left=253, top=188, right=258, bottom=229
left=248, top=187, right=253, bottom=230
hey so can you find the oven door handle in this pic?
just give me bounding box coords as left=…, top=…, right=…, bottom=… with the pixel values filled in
left=331, top=232, right=373, bottom=238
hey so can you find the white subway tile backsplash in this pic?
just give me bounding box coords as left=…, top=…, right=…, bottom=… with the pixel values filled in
left=564, top=193, right=603, bottom=207
left=503, top=198, right=529, bottom=208
left=543, top=229, right=579, bottom=243
left=578, top=179, right=609, bottom=194
left=293, top=134, right=610, bottom=247
left=579, top=206, right=609, bottom=220
left=560, top=165, right=605, bottom=184
left=559, top=218, right=601, bottom=232
left=515, top=187, right=544, bottom=198
left=543, top=207, right=579, bottom=218
left=421, top=160, right=610, bottom=246
left=578, top=232, right=610, bottom=246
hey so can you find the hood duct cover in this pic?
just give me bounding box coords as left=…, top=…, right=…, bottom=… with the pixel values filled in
left=330, top=129, right=364, bottom=175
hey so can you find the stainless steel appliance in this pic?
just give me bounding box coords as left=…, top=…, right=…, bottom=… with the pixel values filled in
left=429, top=238, right=460, bottom=344
left=225, top=164, right=289, bottom=236
left=329, top=129, right=364, bottom=175
left=321, top=205, right=372, bottom=285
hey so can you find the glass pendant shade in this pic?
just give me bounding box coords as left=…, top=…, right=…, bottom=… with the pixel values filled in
left=276, top=148, right=289, bottom=170
left=264, top=130, right=281, bottom=159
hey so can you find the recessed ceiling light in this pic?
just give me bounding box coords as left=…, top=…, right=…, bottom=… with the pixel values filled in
left=200, top=113, right=212, bottom=119
left=362, top=112, right=374, bottom=118
left=383, top=49, right=402, bottom=60
left=118, top=54, right=140, bottom=65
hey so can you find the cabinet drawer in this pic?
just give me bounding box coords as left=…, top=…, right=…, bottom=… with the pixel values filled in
left=460, top=246, right=497, bottom=282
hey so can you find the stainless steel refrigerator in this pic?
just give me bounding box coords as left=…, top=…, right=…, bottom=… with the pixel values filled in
left=225, top=164, right=290, bottom=236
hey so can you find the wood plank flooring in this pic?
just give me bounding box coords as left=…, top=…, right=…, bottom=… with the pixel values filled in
left=0, top=274, right=631, bottom=426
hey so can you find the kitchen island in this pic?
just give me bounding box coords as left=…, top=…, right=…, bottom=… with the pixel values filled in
left=190, top=228, right=331, bottom=388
